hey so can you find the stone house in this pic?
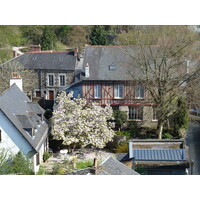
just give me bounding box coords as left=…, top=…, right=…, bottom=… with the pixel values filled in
left=0, top=48, right=76, bottom=104
left=0, top=83, right=49, bottom=173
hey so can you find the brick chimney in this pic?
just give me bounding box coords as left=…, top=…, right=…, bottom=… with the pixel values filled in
left=10, top=72, right=23, bottom=91
left=29, top=44, right=41, bottom=52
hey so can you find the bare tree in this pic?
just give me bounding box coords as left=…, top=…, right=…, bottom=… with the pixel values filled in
left=120, top=26, right=200, bottom=139
left=0, top=61, right=38, bottom=95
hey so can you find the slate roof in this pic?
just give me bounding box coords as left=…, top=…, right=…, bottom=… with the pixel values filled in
left=1, top=51, right=76, bottom=71
left=130, top=149, right=186, bottom=161
left=97, top=156, right=139, bottom=175
left=0, top=84, right=48, bottom=152
left=81, top=46, right=141, bottom=81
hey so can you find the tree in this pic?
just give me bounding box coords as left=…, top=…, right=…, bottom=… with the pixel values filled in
left=120, top=26, right=200, bottom=139
left=41, top=26, right=56, bottom=50
left=51, top=92, right=115, bottom=149
left=0, top=61, right=37, bottom=94
left=113, top=109, right=127, bottom=130
left=89, top=25, right=108, bottom=45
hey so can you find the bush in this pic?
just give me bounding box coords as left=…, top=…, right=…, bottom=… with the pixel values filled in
left=36, top=165, right=46, bottom=175
left=113, top=110, right=127, bottom=130
left=43, top=152, right=51, bottom=162
left=76, top=160, right=93, bottom=169
left=51, top=163, right=66, bottom=175
left=115, top=143, right=129, bottom=153
left=162, top=133, right=174, bottom=139
left=126, top=121, right=141, bottom=137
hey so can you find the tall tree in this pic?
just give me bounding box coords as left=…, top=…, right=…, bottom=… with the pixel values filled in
left=41, top=26, right=56, bottom=50
left=120, top=26, right=200, bottom=138
left=89, top=25, right=108, bottom=45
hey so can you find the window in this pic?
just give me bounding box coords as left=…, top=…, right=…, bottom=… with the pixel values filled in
left=48, top=74, right=54, bottom=86
left=35, top=90, right=41, bottom=97
left=135, top=85, right=144, bottom=99
left=59, top=75, right=66, bottom=86
left=129, top=106, right=143, bottom=120
left=0, top=129, right=2, bottom=142
left=94, top=84, right=101, bottom=98
left=153, top=106, right=158, bottom=121
left=114, top=84, right=124, bottom=98
left=36, top=153, right=40, bottom=166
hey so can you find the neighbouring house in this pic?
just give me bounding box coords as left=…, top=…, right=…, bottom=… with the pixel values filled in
left=66, top=45, right=158, bottom=128
left=117, top=139, right=190, bottom=175
left=0, top=83, right=49, bottom=173
left=65, top=156, right=139, bottom=175
left=1, top=47, right=77, bottom=109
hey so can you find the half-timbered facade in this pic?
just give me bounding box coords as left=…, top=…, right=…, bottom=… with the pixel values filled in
left=68, top=46, right=158, bottom=127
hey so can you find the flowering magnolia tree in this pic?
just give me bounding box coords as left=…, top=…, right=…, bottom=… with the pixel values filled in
left=51, top=92, right=115, bottom=149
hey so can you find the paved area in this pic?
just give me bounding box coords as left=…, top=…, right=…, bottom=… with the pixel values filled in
left=186, top=122, right=200, bottom=175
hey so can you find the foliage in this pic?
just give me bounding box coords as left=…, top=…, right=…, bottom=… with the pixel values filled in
left=134, top=166, right=147, bottom=175
left=173, top=97, right=189, bottom=131
left=43, top=152, right=51, bottom=162
left=119, top=26, right=199, bottom=138
left=126, top=121, right=141, bottom=137
left=51, top=163, right=66, bottom=175
left=36, top=165, right=46, bottom=175
left=76, top=160, right=93, bottom=169
left=115, top=142, right=129, bottom=153
left=89, top=25, right=108, bottom=45
left=52, top=92, right=115, bottom=149
left=162, top=132, right=174, bottom=139
left=41, top=26, right=57, bottom=50
left=113, top=109, right=127, bottom=130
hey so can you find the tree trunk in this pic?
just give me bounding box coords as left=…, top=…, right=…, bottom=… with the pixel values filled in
left=157, top=121, right=164, bottom=139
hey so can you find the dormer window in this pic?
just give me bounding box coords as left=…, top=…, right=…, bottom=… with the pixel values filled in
left=109, top=65, right=116, bottom=71
left=33, top=57, right=37, bottom=60
left=24, top=128, right=34, bottom=137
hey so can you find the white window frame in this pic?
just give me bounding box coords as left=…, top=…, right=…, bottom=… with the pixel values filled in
left=47, top=73, right=55, bottom=86
left=59, top=74, right=66, bottom=87
left=94, top=84, right=101, bottom=98
left=152, top=106, right=158, bottom=121
left=114, top=84, right=124, bottom=99
left=129, top=106, right=143, bottom=121
left=135, top=85, right=144, bottom=99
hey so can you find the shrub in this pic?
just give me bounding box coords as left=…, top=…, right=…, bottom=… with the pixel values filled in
left=43, top=152, right=51, bottom=162
left=126, top=121, right=141, bottom=137
left=76, top=160, right=93, bottom=169
left=51, top=163, right=66, bottom=175
left=115, top=143, right=129, bottom=153
left=113, top=110, right=127, bottom=130
left=36, top=165, right=46, bottom=175
left=162, top=133, right=174, bottom=139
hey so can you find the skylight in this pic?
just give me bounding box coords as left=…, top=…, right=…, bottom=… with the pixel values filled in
left=109, top=65, right=116, bottom=71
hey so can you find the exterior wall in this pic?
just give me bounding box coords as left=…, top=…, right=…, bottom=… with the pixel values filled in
left=35, top=69, right=74, bottom=100
left=0, top=110, right=34, bottom=157
left=66, top=83, right=82, bottom=98
left=82, top=81, right=158, bottom=127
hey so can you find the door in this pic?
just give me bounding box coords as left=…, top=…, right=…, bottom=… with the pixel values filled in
left=49, top=90, right=54, bottom=100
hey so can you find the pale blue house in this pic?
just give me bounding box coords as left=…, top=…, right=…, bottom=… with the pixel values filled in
left=0, top=84, right=49, bottom=173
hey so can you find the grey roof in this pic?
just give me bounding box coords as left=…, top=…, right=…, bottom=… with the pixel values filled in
left=0, top=84, right=48, bottom=152
left=27, top=102, right=45, bottom=115
left=1, top=51, right=76, bottom=71
left=97, top=156, right=139, bottom=175
left=81, top=46, right=141, bottom=81
left=130, top=149, right=186, bottom=161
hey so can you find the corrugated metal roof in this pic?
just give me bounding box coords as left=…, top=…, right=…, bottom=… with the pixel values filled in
left=131, top=149, right=186, bottom=161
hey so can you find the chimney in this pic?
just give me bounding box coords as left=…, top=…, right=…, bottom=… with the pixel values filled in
left=85, top=63, right=90, bottom=78
left=10, top=72, right=23, bottom=91
left=29, top=44, right=41, bottom=52
left=13, top=50, right=18, bottom=58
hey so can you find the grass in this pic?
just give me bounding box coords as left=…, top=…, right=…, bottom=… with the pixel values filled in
left=76, top=160, right=93, bottom=169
